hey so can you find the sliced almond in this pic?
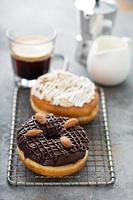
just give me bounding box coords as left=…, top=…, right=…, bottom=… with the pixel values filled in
left=35, top=113, right=46, bottom=125
left=64, top=118, right=79, bottom=129
left=60, top=136, right=72, bottom=149
left=25, top=129, right=43, bottom=137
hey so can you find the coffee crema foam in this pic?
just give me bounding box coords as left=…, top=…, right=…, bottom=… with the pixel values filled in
left=11, top=35, right=53, bottom=62
left=31, top=71, right=96, bottom=107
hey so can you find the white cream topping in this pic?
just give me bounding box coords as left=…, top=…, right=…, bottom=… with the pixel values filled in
left=31, top=71, right=96, bottom=107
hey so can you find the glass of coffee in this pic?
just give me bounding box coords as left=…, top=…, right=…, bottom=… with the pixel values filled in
left=7, top=24, right=67, bottom=87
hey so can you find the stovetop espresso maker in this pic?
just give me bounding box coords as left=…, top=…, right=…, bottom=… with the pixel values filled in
left=75, top=0, right=118, bottom=65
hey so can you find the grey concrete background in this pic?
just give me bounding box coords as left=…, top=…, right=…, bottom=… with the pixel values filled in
left=0, top=0, right=133, bottom=199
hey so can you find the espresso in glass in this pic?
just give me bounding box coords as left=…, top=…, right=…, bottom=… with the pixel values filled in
left=11, top=35, right=53, bottom=80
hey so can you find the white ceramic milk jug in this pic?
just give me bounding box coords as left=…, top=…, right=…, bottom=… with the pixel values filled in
left=87, top=35, right=131, bottom=86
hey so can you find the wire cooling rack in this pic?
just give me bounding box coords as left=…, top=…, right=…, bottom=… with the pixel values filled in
left=7, top=87, right=115, bottom=186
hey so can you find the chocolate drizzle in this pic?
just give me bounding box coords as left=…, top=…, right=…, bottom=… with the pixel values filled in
left=17, top=114, right=89, bottom=166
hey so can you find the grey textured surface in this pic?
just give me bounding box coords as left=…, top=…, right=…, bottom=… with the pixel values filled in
left=0, top=0, right=133, bottom=199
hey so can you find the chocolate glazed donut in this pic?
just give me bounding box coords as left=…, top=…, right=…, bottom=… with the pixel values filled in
left=17, top=113, right=89, bottom=176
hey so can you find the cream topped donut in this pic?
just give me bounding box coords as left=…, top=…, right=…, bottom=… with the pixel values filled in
left=30, top=71, right=99, bottom=125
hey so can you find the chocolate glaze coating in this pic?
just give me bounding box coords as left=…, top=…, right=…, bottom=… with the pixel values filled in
left=16, top=114, right=89, bottom=166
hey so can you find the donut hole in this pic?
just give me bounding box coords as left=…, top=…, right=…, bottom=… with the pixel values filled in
left=45, top=126, right=60, bottom=140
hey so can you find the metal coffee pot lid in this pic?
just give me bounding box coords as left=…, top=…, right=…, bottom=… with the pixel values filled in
left=75, top=0, right=96, bottom=15
left=75, top=0, right=117, bottom=16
